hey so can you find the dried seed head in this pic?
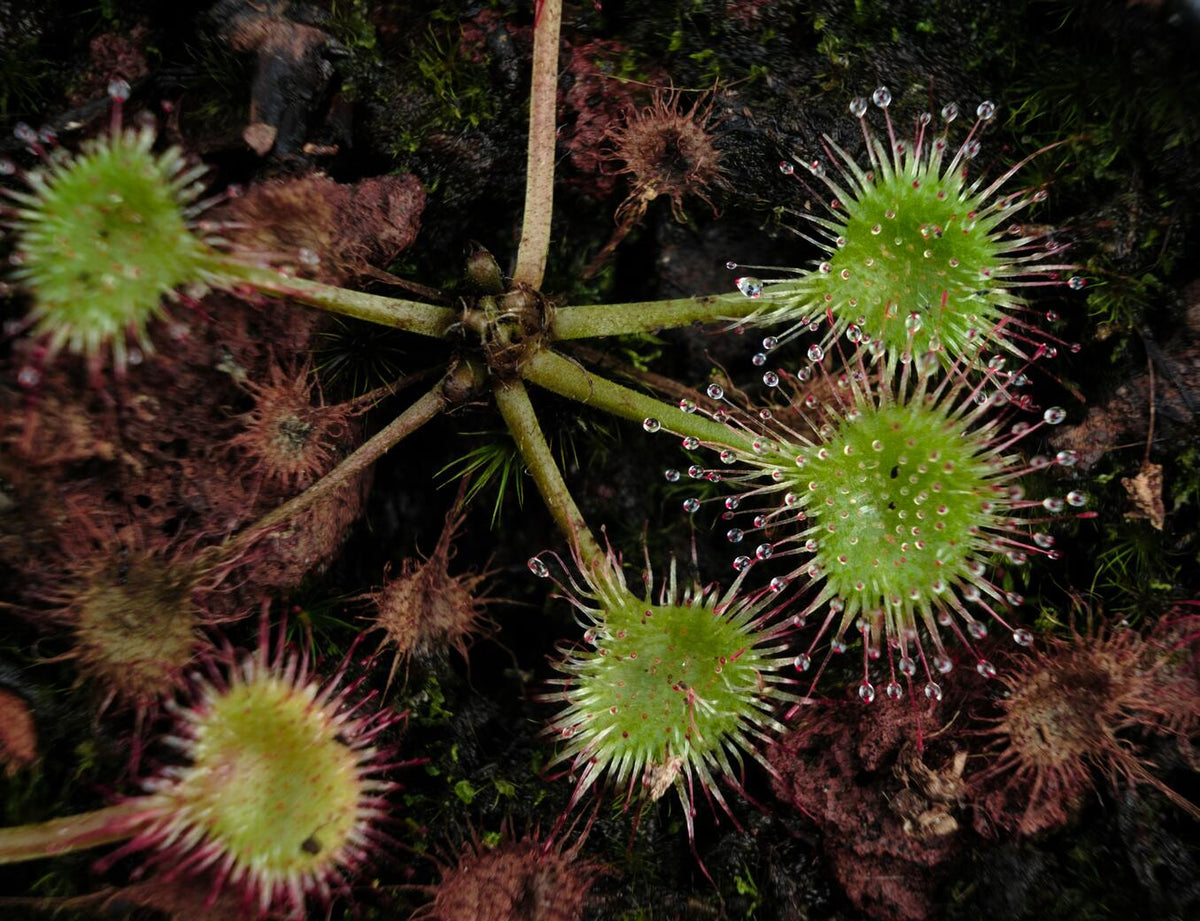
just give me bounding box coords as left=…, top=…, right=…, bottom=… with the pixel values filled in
left=99, top=617, right=406, bottom=918
left=360, top=494, right=498, bottom=689
left=609, top=89, right=725, bottom=225
left=535, top=545, right=794, bottom=841
left=228, top=359, right=350, bottom=491
left=977, top=626, right=1200, bottom=835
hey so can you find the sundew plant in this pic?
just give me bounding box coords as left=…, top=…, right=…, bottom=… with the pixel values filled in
left=1, top=1, right=1194, bottom=917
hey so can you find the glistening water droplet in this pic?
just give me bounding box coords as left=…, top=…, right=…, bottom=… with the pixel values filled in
left=736, top=276, right=764, bottom=298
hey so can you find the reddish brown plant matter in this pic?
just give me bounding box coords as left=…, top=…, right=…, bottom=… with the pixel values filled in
left=769, top=693, right=976, bottom=921
left=585, top=88, right=726, bottom=276
left=974, top=624, right=1200, bottom=836
left=412, top=826, right=604, bottom=921
left=228, top=358, right=353, bottom=493
left=360, top=489, right=498, bottom=690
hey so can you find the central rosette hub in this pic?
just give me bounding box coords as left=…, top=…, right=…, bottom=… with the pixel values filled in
left=458, top=285, right=549, bottom=377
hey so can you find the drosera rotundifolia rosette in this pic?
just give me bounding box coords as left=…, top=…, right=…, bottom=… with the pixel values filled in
left=0, top=0, right=1127, bottom=899
left=0, top=615, right=412, bottom=920
left=727, top=88, right=1085, bottom=365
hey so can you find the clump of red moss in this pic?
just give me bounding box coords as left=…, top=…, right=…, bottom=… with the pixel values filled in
left=0, top=290, right=370, bottom=598
left=769, top=691, right=976, bottom=921
left=222, top=174, right=426, bottom=284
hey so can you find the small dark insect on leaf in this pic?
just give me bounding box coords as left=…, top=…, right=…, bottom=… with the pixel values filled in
left=300, top=835, right=322, bottom=855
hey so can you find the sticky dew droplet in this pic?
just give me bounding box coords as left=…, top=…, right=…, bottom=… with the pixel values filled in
left=736, top=276, right=763, bottom=298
